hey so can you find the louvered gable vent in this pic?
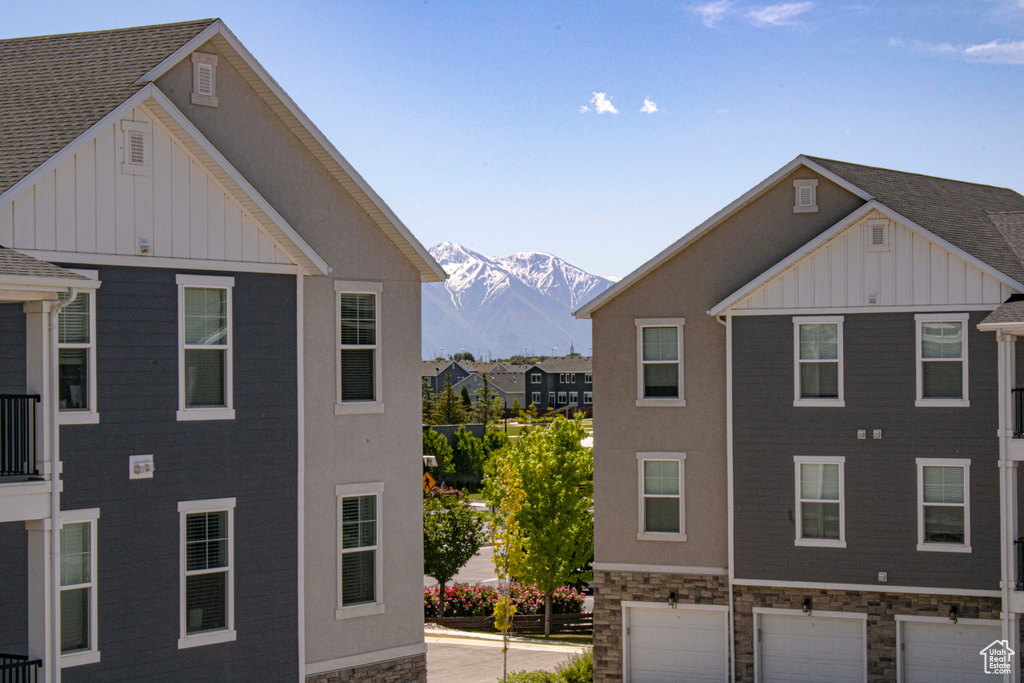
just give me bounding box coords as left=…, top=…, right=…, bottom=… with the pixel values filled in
left=128, top=130, right=145, bottom=166
left=798, top=185, right=814, bottom=206
left=196, top=63, right=214, bottom=96
left=866, top=219, right=889, bottom=251
left=120, top=120, right=150, bottom=176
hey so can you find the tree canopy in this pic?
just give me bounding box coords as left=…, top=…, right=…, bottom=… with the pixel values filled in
left=423, top=488, right=484, bottom=617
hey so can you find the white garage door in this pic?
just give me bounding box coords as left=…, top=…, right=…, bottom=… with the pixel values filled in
left=902, top=621, right=1001, bottom=682
left=627, top=606, right=727, bottom=682
left=758, top=613, right=865, bottom=683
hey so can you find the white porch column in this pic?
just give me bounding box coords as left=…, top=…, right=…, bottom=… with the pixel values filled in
left=997, top=332, right=1018, bottom=682
left=26, top=518, right=54, bottom=683
left=23, top=301, right=54, bottom=477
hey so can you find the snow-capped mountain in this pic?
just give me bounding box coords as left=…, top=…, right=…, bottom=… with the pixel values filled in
left=422, top=242, right=614, bottom=358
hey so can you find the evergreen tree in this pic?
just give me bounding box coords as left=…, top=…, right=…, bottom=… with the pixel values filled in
left=432, top=373, right=465, bottom=425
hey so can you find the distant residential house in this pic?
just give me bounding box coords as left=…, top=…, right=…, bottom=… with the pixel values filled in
left=525, top=356, right=592, bottom=411
left=449, top=369, right=527, bottom=410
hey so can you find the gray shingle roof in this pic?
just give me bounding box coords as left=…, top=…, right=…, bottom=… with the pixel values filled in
left=980, top=298, right=1024, bottom=327
left=0, top=247, right=90, bottom=281
left=0, top=19, right=215, bottom=194
left=807, top=156, right=1024, bottom=284
left=536, top=356, right=592, bottom=373
left=485, top=371, right=526, bottom=394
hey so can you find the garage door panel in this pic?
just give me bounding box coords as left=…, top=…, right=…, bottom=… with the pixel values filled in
left=759, top=615, right=864, bottom=683
left=902, top=622, right=1000, bottom=683
left=628, top=607, right=727, bottom=683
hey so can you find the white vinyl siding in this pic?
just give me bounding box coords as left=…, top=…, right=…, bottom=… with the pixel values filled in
left=60, top=509, right=100, bottom=667
left=335, top=281, right=384, bottom=415
left=177, top=275, right=234, bottom=421
left=58, top=270, right=99, bottom=425
left=916, top=313, right=969, bottom=407
left=636, top=318, right=685, bottom=407
left=793, top=316, right=844, bottom=407
left=336, top=482, right=384, bottom=619
left=637, top=453, right=685, bottom=541
left=917, top=458, right=971, bottom=553
left=794, top=457, right=846, bottom=548
left=178, top=498, right=236, bottom=649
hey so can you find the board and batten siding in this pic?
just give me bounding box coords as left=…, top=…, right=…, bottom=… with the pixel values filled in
left=0, top=105, right=289, bottom=266
left=732, top=210, right=1014, bottom=311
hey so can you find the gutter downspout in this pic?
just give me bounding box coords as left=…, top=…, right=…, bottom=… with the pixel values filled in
left=717, top=313, right=736, bottom=682
left=997, top=329, right=1017, bottom=683
left=49, top=288, right=77, bottom=683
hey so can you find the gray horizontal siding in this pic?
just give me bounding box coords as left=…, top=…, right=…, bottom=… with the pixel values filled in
left=732, top=311, right=999, bottom=590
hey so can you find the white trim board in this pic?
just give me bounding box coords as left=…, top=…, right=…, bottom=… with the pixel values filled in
left=574, top=155, right=873, bottom=319
left=19, top=250, right=299, bottom=275
left=593, top=562, right=728, bottom=576
left=730, top=304, right=999, bottom=316
left=733, top=577, right=999, bottom=597
left=305, top=642, right=427, bottom=676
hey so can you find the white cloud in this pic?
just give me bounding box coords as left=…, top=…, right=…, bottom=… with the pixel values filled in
left=716, top=108, right=731, bottom=115
left=888, top=37, right=905, bottom=47
left=746, top=2, right=814, bottom=26
left=911, top=39, right=960, bottom=54
left=579, top=105, right=590, bottom=114
left=692, top=1, right=733, bottom=27
left=640, top=99, right=658, bottom=114
left=590, top=92, right=618, bottom=115
left=965, top=38, right=1024, bottom=63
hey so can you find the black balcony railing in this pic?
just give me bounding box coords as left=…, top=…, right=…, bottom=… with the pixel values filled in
left=1014, top=388, right=1024, bottom=439
left=1016, top=537, right=1024, bottom=591
left=0, top=654, right=42, bottom=683
left=0, top=395, right=40, bottom=477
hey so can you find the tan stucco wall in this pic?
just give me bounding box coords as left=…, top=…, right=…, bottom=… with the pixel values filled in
left=591, top=168, right=864, bottom=569
left=157, top=43, right=426, bottom=666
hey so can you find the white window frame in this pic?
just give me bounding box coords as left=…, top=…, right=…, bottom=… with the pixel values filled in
left=531, top=391, right=540, bottom=405
left=865, top=218, right=890, bottom=252
left=60, top=508, right=101, bottom=668
left=584, top=391, right=592, bottom=405
left=569, top=391, right=578, bottom=404
left=178, top=498, right=236, bottom=649
left=635, top=318, right=686, bottom=407
left=585, top=373, right=592, bottom=384
left=793, top=178, right=818, bottom=213
left=559, top=373, right=566, bottom=383
left=569, top=373, right=576, bottom=382
left=916, top=458, right=971, bottom=553
left=58, top=270, right=99, bottom=425
left=120, top=120, right=151, bottom=176
left=793, top=456, right=846, bottom=548
left=176, top=275, right=235, bottom=421
left=335, top=482, right=385, bottom=619
left=335, top=281, right=384, bottom=415
left=793, top=316, right=845, bottom=407
left=191, top=52, right=219, bottom=107
left=636, top=453, right=686, bottom=542
left=531, top=373, right=541, bottom=383
left=915, top=313, right=970, bottom=408
left=557, top=391, right=567, bottom=404
left=548, top=392, right=555, bottom=405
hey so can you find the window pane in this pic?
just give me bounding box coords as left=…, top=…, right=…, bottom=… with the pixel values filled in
left=643, top=363, right=678, bottom=398
left=341, top=549, right=376, bottom=605
left=186, top=512, right=228, bottom=571
left=642, top=327, right=678, bottom=361
left=186, top=572, right=227, bottom=633
left=644, top=497, right=680, bottom=533
left=922, top=361, right=963, bottom=399
left=800, top=464, right=839, bottom=501
left=60, top=522, right=90, bottom=586
left=342, top=495, right=376, bottom=549
left=340, top=294, right=376, bottom=346
left=60, top=587, right=89, bottom=652
left=58, top=293, right=89, bottom=344
left=924, top=506, right=965, bottom=544
left=923, top=466, right=965, bottom=504
left=59, top=349, right=89, bottom=411
left=800, top=362, right=839, bottom=399
left=799, top=324, right=838, bottom=360
left=185, top=349, right=225, bottom=407
left=341, top=349, right=375, bottom=401
left=184, top=288, right=227, bottom=345
left=921, top=322, right=963, bottom=359
left=801, top=502, right=841, bottom=539
left=643, top=461, right=679, bottom=496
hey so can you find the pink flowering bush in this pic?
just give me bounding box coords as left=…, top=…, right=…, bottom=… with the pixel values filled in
left=424, top=582, right=585, bottom=618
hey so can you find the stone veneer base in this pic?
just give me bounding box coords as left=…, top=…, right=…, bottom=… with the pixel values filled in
left=305, top=653, right=426, bottom=683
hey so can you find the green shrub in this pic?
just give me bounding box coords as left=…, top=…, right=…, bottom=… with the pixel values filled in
left=504, top=650, right=593, bottom=683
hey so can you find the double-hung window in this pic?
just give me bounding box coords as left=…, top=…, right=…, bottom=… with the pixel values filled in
left=532, top=373, right=541, bottom=383
left=916, top=313, right=969, bottom=407
left=585, top=373, right=592, bottom=384
left=793, top=316, right=844, bottom=407
left=178, top=498, right=236, bottom=648
left=637, top=454, right=685, bottom=541
left=569, top=391, right=578, bottom=404
left=58, top=270, right=99, bottom=424
left=336, top=281, right=383, bottom=414
left=61, top=509, right=100, bottom=667
left=336, top=483, right=384, bottom=619
left=636, top=318, right=685, bottom=406
left=559, top=373, right=566, bottom=383
left=177, top=275, right=234, bottom=421
left=569, top=373, right=576, bottom=383
left=584, top=391, right=593, bottom=405
left=917, top=459, right=971, bottom=552
left=557, top=391, right=567, bottom=405
left=794, top=457, right=845, bottom=547
left=548, top=392, right=555, bottom=406
left=531, top=391, right=541, bottom=405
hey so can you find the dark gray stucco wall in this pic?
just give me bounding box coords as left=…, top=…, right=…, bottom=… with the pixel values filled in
left=732, top=311, right=999, bottom=590
left=0, top=266, right=299, bottom=680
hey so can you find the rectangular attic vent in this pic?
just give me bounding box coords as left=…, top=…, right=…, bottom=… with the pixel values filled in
left=798, top=185, right=814, bottom=206
left=866, top=219, right=890, bottom=251
left=128, top=131, right=145, bottom=166
left=196, top=63, right=214, bottom=96
left=793, top=179, right=818, bottom=213
left=120, top=120, right=151, bottom=176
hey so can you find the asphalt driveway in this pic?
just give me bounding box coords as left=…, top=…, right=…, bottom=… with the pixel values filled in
left=426, top=636, right=585, bottom=683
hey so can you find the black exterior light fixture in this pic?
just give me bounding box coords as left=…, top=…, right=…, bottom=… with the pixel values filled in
left=668, top=591, right=677, bottom=609
left=950, top=605, right=958, bottom=624
left=802, top=598, right=813, bottom=616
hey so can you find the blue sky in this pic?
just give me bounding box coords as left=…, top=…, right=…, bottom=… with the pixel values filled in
left=4, top=1, right=1024, bottom=278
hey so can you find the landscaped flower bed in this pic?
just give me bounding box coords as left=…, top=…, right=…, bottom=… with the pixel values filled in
left=423, top=582, right=585, bottom=618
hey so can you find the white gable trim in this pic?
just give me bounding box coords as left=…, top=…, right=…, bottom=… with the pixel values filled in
left=574, top=155, right=873, bottom=318
left=708, top=200, right=1024, bottom=316
left=135, top=21, right=446, bottom=283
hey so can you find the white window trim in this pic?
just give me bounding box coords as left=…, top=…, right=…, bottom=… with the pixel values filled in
left=191, top=52, right=219, bottom=107
left=559, top=373, right=566, bottom=383
left=548, top=392, right=555, bottom=405
left=335, top=281, right=384, bottom=416
left=916, top=458, right=971, bottom=553
left=793, top=178, right=818, bottom=213
left=335, top=482, right=385, bottom=620
left=557, top=391, right=567, bottom=404
left=60, top=508, right=101, bottom=668
left=793, top=316, right=845, bottom=407
left=59, top=269, right=100, bottom=425
left=531, top=391, right=540, bottom=404
left=178, top=498, right=237, bottom=649
left=915, top=313, right=970, bottom=408
left=585, top=373, right=592, bottom=384
left=569, top=373, right=576, bottom=382
left=865, top=218, right=890, bottom=252
left=569, top=391, right=578, bottom=404
left=176, top=275, right=235, bottom=421
left=531, top=373, right=541, bottom=383
left=636, top=452, right=686, bottom=542
left=584, top=391, right=592, bottom=405
left=793, top=456, right=846, bottom=548
left=120, top=120, right=151, bottom=176
left=635, top=318, right=686, bottom=407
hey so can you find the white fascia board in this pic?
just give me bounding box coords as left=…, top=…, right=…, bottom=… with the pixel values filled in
left=0, top=276, right=101, bottom=291
left=574, top=155, right=873, bottom=319
left=142, top=90, right=329, bottom=275
left=135, top=21, right=446, bottom=284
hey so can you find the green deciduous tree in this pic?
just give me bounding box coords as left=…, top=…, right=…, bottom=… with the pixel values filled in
left=423, top=489, right=484, bottom=617
left=452, top=425, right=485, bottom=477
left=511, top=398, right=522, bottom=415
left=484, top=416, right=594, bottom=636
left=490, top=458, right=526, bottom=682
left=423, top=428, right=454, bottom=476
